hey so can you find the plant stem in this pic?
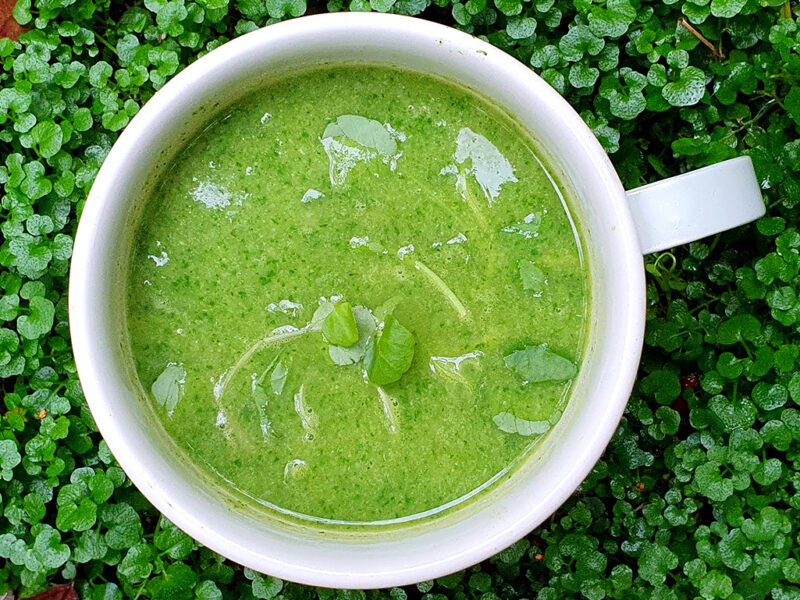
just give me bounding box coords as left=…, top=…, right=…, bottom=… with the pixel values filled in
left=217, top=327, right=309, bottom=405
left=457, top=169, right=488, bottom=228
left=376, top=386, right=398, bottom=434
left=677, top=18, right=722, bottom=59
left=413, top=260, right=469, bottom=320
left=94, top=31, right=118, bottom=56
left=132, top=579, right=148, bottom=600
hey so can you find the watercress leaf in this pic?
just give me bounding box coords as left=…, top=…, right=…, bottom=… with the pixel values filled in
left=493, top=412, right=550, bottom=436
left=270, top=360, right=288, bottom=396
left=370, top=0, right=396, bottom=12
left=588, top=0, right=636, bottom=38
left=29, top=121, right=63, bottom=159
left=506, top=16, right=536, bottom=40
left=195, top=580, right=223, bottom=600
left=519, top=261, right=545, bottom=294
left=365, top=315, right=415, bottom=386
left=322, top=301, right=359, bottom=347
left=17, top=295, right=55, bottom=340
left=100, top=503, right=143, bottom=549
left=244, top=568, right=283, bottom=599
left=710, top=0, right=746, bottom=18
left=332, top=115, right=397, bottom=156
left=502, top=212, right=542, bottom=238
left=73, top=530, right=108, bottom=564
left=147, top=562, right=197, bottom=600
left=308, top=299, right=334, bottom=331
left=56, top=497, right=98, bottom=532
left=694, top=461, right=734, bottom=502
left=154, top=516, right=194, bottom=559
left=504, top=344, right=577, bottom=383
left=89, top=61, right=113, bottom=87
left=33, top=526, right=71, bottom=568
left=151, top=364, right=186, bottom=414
left=662, top=66, right=706, bottom=107
left=640, top=370, right=681, bottom=404
left=716, top=314, right=761, bottom=344
left=638, top=543, right=678, bottom=585
left=374, top=295, right=402, bottom=322
left=429, top=351, right=483, bottom=389
left=118, top=543, right=153, bottom=581
left=329, top=306, right=377, bottom=365
left=265, top=0, right=307, bottom=18
left=0, top=439, right=22, bottom=481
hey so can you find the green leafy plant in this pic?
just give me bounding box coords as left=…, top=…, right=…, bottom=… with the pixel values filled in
left=1, top=0, right=800, bottom=598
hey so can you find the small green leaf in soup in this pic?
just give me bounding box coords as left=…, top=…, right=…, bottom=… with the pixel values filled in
left=322, top=301, right=359, bottom=347
left=328, top=306, right=377, bottom=366
left=365, top=315, right=416, bottom=386
left=503, top=344, right=577, bottom=383
left=270, top=361, right=288, bottom=396
left=151, top=364, right=186, bottom=416
left=519, top=261, right=546, bottom=294
left=493, top=412, right=551, bottom=436
left=330, top=115, right=397, bottom=156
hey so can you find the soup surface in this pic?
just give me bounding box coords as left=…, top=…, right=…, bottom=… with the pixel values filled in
left=126, top=66, right=589, bottom=525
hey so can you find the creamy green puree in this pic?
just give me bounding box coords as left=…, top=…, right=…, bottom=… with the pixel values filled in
left=126, top=66, right=588, bottom=526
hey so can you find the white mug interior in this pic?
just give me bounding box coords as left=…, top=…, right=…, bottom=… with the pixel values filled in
left=69, top=13, right=646, bottom=588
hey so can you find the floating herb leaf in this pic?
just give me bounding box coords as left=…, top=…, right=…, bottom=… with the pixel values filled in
left=329, top=306, right=377, bottom=366
left=151, top=364, right=186, bottom=416
left=365, top=315, right=416, bottom=386
left=502, top=212, right=542, bottom=239
left=504, top=344, right=577, bottom=383
left=374, top=295, right=403, bottom=322
left=252, top=354, right=281, bottom=438
left=322, top=301, right=359, bottom=347
left=293, top=384, right=317, bottom=440
left=376, top=387, right=399, bottom=434
left=452, top=127, right=518, bottom=204
left=308, top=299, right=335, bottom=331
left=493, top=412, right=551, bottom=436
left=519, top=261, right=546, bottom=294
left=349, top=235, right=387, bottom=255
left=326, top=115, right=397, bottom=156
left=283, top=459, right=309, bottom=483
left=270, top=360, right=288, bottom=396
left=429, top=351, right=484, bottom=390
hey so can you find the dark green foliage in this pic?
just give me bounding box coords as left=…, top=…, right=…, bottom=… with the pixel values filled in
left=1, top=0, right=800, bottom=597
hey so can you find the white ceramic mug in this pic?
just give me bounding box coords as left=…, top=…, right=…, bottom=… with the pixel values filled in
left=69, top=13, right=765, bottom=588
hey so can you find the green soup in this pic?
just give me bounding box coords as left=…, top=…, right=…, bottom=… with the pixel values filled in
left=126, top=66, right=589, bottom=526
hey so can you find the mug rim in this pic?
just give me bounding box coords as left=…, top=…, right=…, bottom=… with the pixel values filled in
left=69, top=12, right=645, bottom=587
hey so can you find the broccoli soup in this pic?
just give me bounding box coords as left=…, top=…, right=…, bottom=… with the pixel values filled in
left=126, top=66, right=589, bottom=526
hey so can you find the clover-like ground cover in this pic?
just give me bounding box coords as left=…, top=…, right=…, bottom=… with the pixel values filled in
left=1, top=0, right=800, bottom=598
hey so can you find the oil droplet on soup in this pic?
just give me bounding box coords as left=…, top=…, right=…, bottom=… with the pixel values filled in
left=126, top=66, right=589, bottom=526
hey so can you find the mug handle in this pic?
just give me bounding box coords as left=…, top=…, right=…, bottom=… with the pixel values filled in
left=625, top=156, right=766, bottom=255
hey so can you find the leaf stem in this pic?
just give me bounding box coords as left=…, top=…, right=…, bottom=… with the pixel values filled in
left=376, top=386, right=398, bottom=433
left=93, top=31, right=118, bottom=56
left=457, top=168, right=488, bottom=228
left=413, top=260, right=469, bottom=320
left=216, top=327, right=309, bottom=405
left=132, top=579, right=148, bottom=600
left=294, top=383, right=318, bottom=439
left=677, top=18, right=722, bottom=59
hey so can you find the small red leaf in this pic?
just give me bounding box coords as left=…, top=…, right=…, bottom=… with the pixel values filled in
left=21, top=583, right=79, bottom=600
left=679, top=373, right=699, bottom=390
left=0, top=0, right=28, bottom=41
